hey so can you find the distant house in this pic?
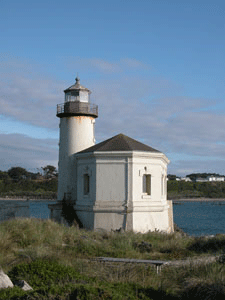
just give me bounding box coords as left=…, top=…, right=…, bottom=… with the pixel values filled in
left=172, top=175, right=225, bottom=183
left=181, top=177, right=192, bottom=182
left=207, top=176, right=225, bottom=182
left=175, top=177, right=192, bottom=182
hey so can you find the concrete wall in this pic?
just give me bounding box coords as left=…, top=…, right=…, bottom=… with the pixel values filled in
left=132, top=153, right=168, bottom=204
left=130, top=152, right=171, bottom=233
left=0, top=201, right=30, bottom=222
left=74, top=153, right=127, bottom=230
left=57, top=116, right=95, bottom=201
left=95, top=156, right=126, bottom=204
left=73, top=151, right=173, bottom=233
left=76, top=156, right=96, bottom=206
left=167, top=200, right=174, bottom=233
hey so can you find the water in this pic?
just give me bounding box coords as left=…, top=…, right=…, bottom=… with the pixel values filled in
left=0, top=200, right=56, bottom=222
left=173, top=201, right=225, bottom=236
left=1, top=200, right=225, bottom=236
left=29, top=200, right=57, bottom=219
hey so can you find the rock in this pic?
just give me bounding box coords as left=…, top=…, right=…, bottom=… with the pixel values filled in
left=111, top=227, right=125, bottom=233
left=14, top=280, right=33, bottom=291
left=0, top=269, right=14, bottom=289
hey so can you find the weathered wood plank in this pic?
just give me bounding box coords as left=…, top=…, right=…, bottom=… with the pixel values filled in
left=94, top=257, right=167, bottom=265
left=93, top=257, right=168, bottom=274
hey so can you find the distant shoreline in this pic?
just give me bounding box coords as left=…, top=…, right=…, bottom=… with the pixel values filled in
left=1, top=197, right=225, bottom=202
left=0, top=197, right=57, bottom=201
left=172, top=198, right=225, bottom=202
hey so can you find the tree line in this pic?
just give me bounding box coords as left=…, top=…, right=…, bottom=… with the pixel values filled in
left=1, top=168, right=225, bottom=199
left=168, top=173, right=225, bottom=181
left=0, top=166, right=58, bottom=199
left=167, top=180, right=225, bottom=199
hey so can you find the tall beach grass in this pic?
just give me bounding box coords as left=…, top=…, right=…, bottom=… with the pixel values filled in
left=1, top=218, right=225, bottom=299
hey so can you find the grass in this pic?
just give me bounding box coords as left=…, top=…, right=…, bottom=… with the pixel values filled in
left=1, top=218, right=225, bottom=299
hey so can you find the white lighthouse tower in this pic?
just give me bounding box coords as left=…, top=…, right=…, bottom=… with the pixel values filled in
left=56, top=76, right=98, bottom=202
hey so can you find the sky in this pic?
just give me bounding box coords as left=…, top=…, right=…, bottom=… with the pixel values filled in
left=0, top=0, right=224, bottom=176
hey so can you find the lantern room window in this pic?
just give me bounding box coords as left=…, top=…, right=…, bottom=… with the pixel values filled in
left=65, top=91, right=80, bottom=102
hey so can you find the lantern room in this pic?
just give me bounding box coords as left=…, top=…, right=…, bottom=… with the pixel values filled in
left=64, top=76, right=91, bottom=103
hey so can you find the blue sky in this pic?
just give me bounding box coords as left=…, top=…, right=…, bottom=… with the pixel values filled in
left=0, top=0, right=224, bottom=175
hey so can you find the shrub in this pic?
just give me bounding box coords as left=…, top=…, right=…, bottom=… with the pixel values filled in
left=188, top=235, right=225, bottom=253
left=8, top=258, right=84, bottom=288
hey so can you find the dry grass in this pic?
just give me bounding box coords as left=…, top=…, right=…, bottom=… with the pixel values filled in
left=0, top=218, right=216, bottom=270
left=1, top=218, right=225, bottom=299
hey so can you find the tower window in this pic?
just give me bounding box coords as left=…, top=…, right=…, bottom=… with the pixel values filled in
left=143, top=174, right=151, bottom=195
left=83, top=174, right=90, bottom=195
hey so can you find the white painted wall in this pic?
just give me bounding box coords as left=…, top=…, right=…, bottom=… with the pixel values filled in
left=130, top=152, right=171, bottom=232
left=73, top=151, right=173, bottom=233
left=57, top=116, right=95, bottom=201
left=76, top=157, right=96, bottom=206
left=132, top=153, right=168, bottom=204
left=95, top=157, right=126, bottom=204
left=74, top=153, right=128, bottom=230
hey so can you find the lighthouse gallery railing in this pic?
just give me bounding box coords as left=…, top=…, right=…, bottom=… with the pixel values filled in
left=57, top=102, right=98, bottom=118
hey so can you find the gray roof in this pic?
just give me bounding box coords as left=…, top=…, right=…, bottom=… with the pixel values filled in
left=77, top=133, right=161, bottom=154
left=64, top=76, right=91, bottom=93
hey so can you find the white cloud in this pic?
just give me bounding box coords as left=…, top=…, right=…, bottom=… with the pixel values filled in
left=92, top=78, right=224, bottom=157
left=65, top=57, right=151, bottom=75
left=65, top=57, right=122, bottom=74
left=168, top=158, right=225, bottom=177
left=0, top=54, right=224, bottom=175
left=0, top=54, right=63, bottom=129
left=0, top=133, right=58, bottom=171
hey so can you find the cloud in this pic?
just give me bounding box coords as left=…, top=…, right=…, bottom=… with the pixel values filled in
left=120, top=58, right=149, bottom=69
left=91, top=77, right=224, bottom=161
left=87, top=59, right=122, bottom=73
left=0, top=54, right=224, bottom=175
left=0, top=133, right=58, bottom=171
left=0, top=54, right=63, bottom=129
left=168, top=158, right=225, bottom=176
left=65, top=57, right=151, bottom=75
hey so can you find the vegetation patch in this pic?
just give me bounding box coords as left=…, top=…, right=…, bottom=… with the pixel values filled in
left=1, top=219, right=225, bottom=299
left=167, top=180, right=225, bottom=199
left=8, top=258, right=86, bottom=288
left=188, top=235, right=225, bottom=253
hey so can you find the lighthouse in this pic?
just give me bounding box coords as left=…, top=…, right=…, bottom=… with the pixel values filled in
left=56, top=76, right=98, bottom=202
left=50, top=76, right=173, bottom=233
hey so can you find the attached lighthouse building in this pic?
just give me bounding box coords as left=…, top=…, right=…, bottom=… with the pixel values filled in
left=50, top=77, right=174, bottom=233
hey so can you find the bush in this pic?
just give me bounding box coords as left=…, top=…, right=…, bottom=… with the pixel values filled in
left=8, top=258, right=84, bottom=288
left=188, top=235, right=225, bottom=253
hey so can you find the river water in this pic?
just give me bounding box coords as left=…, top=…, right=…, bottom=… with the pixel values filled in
left=0, top=200, right=56, bottom=222
left=1, top=200, right=225, bottom=236
left=173, top=201, right=225, bottom=236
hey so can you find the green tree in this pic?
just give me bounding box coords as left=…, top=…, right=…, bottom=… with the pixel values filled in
left=42, top=165, right=58, bottom=179
left=0, top=171, right=10, bottom=181
left=8, top=167, right=29, bottom=181
left=167, top=174, right=177, bottom=181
